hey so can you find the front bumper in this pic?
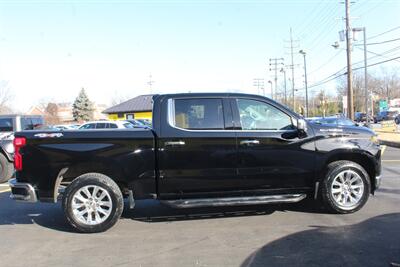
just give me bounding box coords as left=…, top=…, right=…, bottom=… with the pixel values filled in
left=375, top=175, right=381, bottom=190
left=9, top=178, right=37, bottom=202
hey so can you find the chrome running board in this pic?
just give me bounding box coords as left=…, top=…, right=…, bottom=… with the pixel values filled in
left=162, top=194, right=307, bottom=208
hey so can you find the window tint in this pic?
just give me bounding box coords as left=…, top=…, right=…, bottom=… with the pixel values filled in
left=237, top=99, right=293, bottom=130
left=31, top=117, right=44, bottom=129
left=21, top=118, right=34, bottom=130
left=173, top=98, right=225, bottom=130
left=96, top=123, right=107, bottom=129
left=0, top=118, right=13, bottom=131
left=109, top=123, right=118, bottom=129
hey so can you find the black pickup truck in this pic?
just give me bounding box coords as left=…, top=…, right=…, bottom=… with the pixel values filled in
left=10, top=93, right=381, bottom=233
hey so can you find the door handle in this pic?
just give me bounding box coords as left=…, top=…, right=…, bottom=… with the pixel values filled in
left=240, top=140, right=260, bottom=146
left=165, top=141, right=186, bottom=146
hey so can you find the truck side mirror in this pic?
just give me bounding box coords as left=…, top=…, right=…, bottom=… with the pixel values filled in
left=297, top=119, right=307, bottom=132
left=297, top=119, right=308, bottom=138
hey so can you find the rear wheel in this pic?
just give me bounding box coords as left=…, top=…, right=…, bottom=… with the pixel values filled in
left=321, top=161, right=370, bottom=214
left=0, top=153, right=14, bottom=183
left=62, top=173, right=124, bottom=233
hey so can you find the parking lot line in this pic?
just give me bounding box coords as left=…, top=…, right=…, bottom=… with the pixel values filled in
left=0, top=188, right=10, bottom=193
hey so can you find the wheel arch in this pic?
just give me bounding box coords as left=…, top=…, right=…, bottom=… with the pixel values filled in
left=320, top=151, right=376, bottom=192
left=60, top=162, right=129, bottom=196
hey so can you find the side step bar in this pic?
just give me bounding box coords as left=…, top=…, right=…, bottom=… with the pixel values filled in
left=162, top=194, right=307, bottom=208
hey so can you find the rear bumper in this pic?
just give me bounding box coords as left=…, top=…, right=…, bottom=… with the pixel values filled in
left=9, top=178, right=37, bottom=202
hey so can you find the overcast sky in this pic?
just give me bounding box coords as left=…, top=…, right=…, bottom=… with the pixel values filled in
left=0, top=0, right=399, bottom=112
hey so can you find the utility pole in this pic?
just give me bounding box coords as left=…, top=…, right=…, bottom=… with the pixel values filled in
left=269, top=58, right=284, bottom=101
left=284, top=28, right=299, bottom=111
left=253, top=78, right=265, bottom=95
left=345, top=0, right=354, bottom=120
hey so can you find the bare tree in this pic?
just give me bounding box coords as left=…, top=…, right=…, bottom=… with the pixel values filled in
left=336, top=68, right=400, bottom=113
left=110, top=91, right=131, bottom=106
left=0, top=81, right=14, bottom=114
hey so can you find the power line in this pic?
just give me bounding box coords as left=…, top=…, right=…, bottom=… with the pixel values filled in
left=365, top=37, right=400, bottom=46
left=354, top=46, right=400, bottom=63
left=307, top=56, right=400, bottom=89
left=308, top=50, right=343, bottom=75
left=367, top=25, right=400, bottom=40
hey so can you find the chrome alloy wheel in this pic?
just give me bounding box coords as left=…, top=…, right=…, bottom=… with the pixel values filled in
left=331, top=169, right=364, bottom=210
left=71, top=185, right=113, bottom=225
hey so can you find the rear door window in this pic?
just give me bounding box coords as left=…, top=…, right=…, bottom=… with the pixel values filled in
left=96, top=123, right=107, bottom=129
left=172, top=98, right=225, bottom=130
left=21, top=118, right=34, bottom=130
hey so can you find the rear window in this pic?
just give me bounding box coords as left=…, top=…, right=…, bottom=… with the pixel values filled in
left=0, top=118, right=13, bottom=131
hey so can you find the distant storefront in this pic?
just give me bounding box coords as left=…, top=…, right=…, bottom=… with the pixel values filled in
left=103, top=94, right=153, bottom=120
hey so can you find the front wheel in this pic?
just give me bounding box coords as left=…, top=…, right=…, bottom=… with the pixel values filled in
left=62, top=173, right=124, bottom=233
left=321, top=161, right=370, bottom=214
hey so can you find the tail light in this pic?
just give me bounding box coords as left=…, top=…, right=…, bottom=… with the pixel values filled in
left=13, top=137, right=26, bottom=171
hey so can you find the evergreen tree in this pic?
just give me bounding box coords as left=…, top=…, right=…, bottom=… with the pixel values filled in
left=72, top=88, right=94, bottom=122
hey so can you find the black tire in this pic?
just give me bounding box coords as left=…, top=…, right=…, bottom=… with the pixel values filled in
left=62, top=173, right=124, bottom=233
left=395, top=118, right=400, bottom=125
left=0, top=153, right=14, bottom=183
left=321, top=160, right=370, bottom=214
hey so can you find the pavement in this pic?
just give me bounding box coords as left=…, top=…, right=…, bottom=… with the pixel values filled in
left=0, top=147, right=399, bottom=267
left=372, top=123, right=400, bottom=147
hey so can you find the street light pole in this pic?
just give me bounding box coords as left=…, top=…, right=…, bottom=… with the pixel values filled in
left=353, top=27, right=368, bottom=124
left=280, top=68, right=287, bottom=105
left=299, top=50, right=309, bottom=117
left=268, top=80, right=273, bottom=99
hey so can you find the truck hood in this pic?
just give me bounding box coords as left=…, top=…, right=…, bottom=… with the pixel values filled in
left=308, top=122, right=376, bottom=137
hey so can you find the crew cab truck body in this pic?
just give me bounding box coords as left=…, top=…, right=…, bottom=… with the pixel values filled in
left=10, top=93, right=381, bottom=232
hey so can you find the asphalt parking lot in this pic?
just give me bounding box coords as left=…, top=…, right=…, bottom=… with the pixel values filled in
left=0, top=146, right=399, bottom=267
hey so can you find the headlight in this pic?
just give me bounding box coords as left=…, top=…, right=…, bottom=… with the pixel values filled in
left=370, top=135, right=379, bottom=145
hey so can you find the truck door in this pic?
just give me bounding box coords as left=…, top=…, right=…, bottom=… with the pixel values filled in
left=157, top=96, right=238, bottom=199
left=231, top=97, right=315, bottom=192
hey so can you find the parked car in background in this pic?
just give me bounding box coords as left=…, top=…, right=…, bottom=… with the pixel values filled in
left=307, top=116, right=362, bottom=127
left=0, top=115, right=44, bottom=183
left=355, top=112, right=366, bottom=122
left=54, top=124, right=79, bottom=130
left=126, top=119, right=147, bottom=128
left=395, top=113, right=400, bottom=125
left=78, top=120, right=135, bottom=130
left=374, top=110, right=399, bottom=123
left=136, top=118, right=152, bottom=126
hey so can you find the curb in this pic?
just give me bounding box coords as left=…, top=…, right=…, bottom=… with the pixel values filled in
left=379, top=139, right=400, bottom=148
